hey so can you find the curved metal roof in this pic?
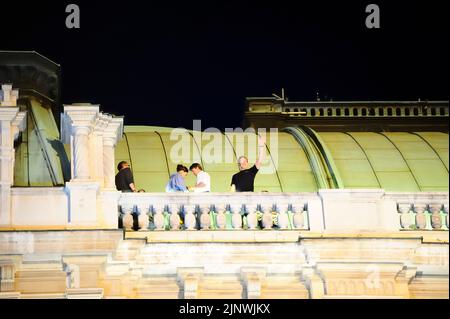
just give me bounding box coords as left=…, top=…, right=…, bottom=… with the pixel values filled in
left=116, top=127, right=318, bottom=192
left=116, top=126, right=448, bottom=192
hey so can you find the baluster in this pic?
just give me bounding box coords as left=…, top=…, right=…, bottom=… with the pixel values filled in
left=414, top=203, right=427, bottom=230
left=292, top=203, right=305, bottom=229
left=153, top=204, right=165, bottom=231
left=277, top=203, right=289, bottom=230
left=260, top=203, right=273, bottom=230
left=230, top=203, right=243, bottom=230
left=215, top=203, right=227, bottom=230
left=246, top=204, right=258, bottom=230
left=429, top=203, right=443, bottom=230
left=199, top=205, right=211, bottom=230
left=444, top=204, right=449, bottom=230
left=398, top=203, right=413, bottom=229
left=169, top=204, right=181, bottom=230
left=137, top=204, right=150, bottom=231
left=183, top=205, right=197, bottom=230
left=121, top=204, right=134, bottom=231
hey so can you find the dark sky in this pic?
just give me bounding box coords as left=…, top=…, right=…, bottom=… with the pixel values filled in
left=2, top=0, right=449, bottom=129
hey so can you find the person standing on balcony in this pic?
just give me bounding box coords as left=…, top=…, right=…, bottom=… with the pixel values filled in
left=230, top=134, right=266, bottom=192
left=115, top=161, right=137, bottom=192
left=166, top=164, right=189, bottom=192
left=188, top=163, right=211, bottom=192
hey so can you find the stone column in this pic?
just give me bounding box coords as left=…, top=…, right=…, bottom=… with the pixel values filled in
left=72, top=126, right=91, bottom=180
left=0, top=103, right=26, bottom=227
left=61, top=104, right=123, bottom=229
left=61, top=104, right=99, bottom=228
left=89, top=114, right=109, bottom=187
left=102, top=117, right=123, bottom=190
left=99, top=116, right=123, bottom=229
left=103, top=136, right=116, bottom=189
left=61, top=103, right=99, bottom=181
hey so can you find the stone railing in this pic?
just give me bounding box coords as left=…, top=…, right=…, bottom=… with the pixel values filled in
left=4, top=189, right=449, bottom=232
left=398, top=203, right=449, bottom=231
left=118, top=191, right=450, bottom=233
left=282, top=104, right=449, bottom=117
left=118, top=193, right=315, bottom=231
left=391, top=193, right=449, bottom=231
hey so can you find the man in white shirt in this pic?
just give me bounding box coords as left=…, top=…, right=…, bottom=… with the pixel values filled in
left=188, top=163, right=211, bottom=192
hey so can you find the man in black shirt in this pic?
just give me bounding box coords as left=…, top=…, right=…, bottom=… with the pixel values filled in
left=115, top=161, right=137, bottom=192
left=230, top=134, right=266, bottom=192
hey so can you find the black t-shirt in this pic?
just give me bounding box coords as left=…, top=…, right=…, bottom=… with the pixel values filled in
left=115, top=168, right=134, bottom=191
left=231, top=165, right=259, bottom=192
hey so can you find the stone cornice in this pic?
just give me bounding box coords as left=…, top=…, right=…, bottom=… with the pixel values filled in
left=0, top=107, right=20, bottom=121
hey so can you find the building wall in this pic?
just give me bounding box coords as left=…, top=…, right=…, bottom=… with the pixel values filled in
left=0, top=230, right=447, bottom=299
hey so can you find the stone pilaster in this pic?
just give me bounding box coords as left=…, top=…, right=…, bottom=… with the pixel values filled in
left=99, top=116, right=123, bottom=228
left=61, top=103, right=99, bottom=182
left=61, top=104, right=99, bottom=228
left=89, top=114, right=110, bottom=187
left=0, top=101, right=26, bottom=227
left=102, top=116, right=123, bottom=190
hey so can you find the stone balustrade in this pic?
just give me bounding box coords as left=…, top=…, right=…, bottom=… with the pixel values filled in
left=117, top=191, right=450, bottom=233
left=397, top=202, right=449, bottom=231
left=386, top=192, right=449, bottom=231
left=3, top=188, right=448, bottom=232
left=281, top=104, right=449, bottom=117
left=118, top=192, right=313, bottom=231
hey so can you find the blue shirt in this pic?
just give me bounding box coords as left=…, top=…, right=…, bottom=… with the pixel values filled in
left=165, top=173, right=187, bottom=192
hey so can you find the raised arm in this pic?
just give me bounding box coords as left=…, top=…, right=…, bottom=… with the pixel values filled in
left=255, top=133, right=266, bottom=170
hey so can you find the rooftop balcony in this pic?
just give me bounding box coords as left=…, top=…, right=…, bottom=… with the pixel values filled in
left=118, top=190, right=449, bottom=237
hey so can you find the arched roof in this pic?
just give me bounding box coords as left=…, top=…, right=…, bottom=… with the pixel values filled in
left=317, top=131, right=448, bottom=191
left=116, top=126, right=449, bottom=192
left=116, top=127, right=318, bottom=192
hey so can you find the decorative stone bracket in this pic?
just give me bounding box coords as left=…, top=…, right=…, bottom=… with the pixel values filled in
left=177, top=267, right=204, bottom=299
left=241, top=267, right=266, bottom=299
left=0, top=260, right=16, bottom=292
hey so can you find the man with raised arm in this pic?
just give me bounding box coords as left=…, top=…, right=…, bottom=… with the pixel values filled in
left=230, top=134, right=266, bottom=192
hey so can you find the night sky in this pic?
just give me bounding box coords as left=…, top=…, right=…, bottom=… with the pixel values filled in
left=1, top=1, right=448, bottom=130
